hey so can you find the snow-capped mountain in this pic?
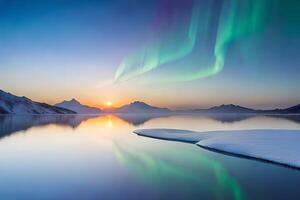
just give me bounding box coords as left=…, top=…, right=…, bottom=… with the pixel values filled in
left=0, top=90, right=75, bottom=114
left=283, top=104, right=300, bottom=113
left=176, top=104, right=257, bottom=114
left=182, top=104, right=300, bottom=114
left=55, top=99, right=102, bottom=114
left=204, top=104, right=257, bottom=113
left=267, top=104, right=300, bottom=114
left=116, top=101, right=171, bottom=113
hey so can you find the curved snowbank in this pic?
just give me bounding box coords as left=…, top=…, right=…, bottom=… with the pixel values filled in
left=133, top=128, right=207, bottom=143
left=134, top=129, right=300, bottom=168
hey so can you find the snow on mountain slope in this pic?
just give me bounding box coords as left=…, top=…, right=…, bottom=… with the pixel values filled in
left=0, top=90, right=75, bottom=114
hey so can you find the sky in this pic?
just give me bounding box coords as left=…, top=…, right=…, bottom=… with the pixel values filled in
left=0, top=0, right=299, bottom=109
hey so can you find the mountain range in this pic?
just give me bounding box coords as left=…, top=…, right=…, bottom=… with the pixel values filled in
left=0, top=89, right=299, bottom=114
left=181, top=104, right=300, bottom=114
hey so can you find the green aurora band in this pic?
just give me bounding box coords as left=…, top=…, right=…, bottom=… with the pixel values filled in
left=114, top=0, right=267, bottom=83
left=114, top=3, right=202, bottom=82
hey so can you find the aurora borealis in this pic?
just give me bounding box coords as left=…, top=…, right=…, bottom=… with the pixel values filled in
left=115, top=1, right=203, bottom=82
left=0, top=0, right=299, bottom=109
left=115, top=0, right=269, bottom=83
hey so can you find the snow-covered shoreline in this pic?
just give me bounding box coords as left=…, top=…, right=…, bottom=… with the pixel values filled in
left=134, top=129, right=300, bottom=169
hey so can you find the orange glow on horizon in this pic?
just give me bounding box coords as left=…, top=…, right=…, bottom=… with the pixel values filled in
left=80, top=100, right=125, bottom=110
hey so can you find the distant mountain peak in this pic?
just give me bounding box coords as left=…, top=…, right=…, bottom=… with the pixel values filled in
left=129, top=101, right=152, bottom=107
left=276, top=104, right=300, bottom=114
left=62, top=98, right=80, bottom=104
left=55, top=99, right=101, bottom=114
left=70, top=98, right=78, bottom=102
left=215, top=104, right=245, bottom=109
left=131, top=101, right=144, bottom=104
left=116, top=101, right=170, bottom=113
left=208, top=104, right=255, bottom=113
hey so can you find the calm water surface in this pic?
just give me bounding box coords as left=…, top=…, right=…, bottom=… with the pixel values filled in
left=0, top=114, right=300, bottom=200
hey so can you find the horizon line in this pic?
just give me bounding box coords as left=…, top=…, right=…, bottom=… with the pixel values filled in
left=57, top=98, right=299, bottom=111
left=1, top=89, right=298, bottom=111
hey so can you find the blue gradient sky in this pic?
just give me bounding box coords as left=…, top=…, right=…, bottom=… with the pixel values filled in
left=0, top=0, right=299, bottom=109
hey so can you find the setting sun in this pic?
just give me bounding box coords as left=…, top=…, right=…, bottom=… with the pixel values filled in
left=106, top=101, right=113, bottom=107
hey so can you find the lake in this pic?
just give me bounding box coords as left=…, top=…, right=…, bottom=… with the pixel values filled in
left=0, top=114, right=299, bottom=200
